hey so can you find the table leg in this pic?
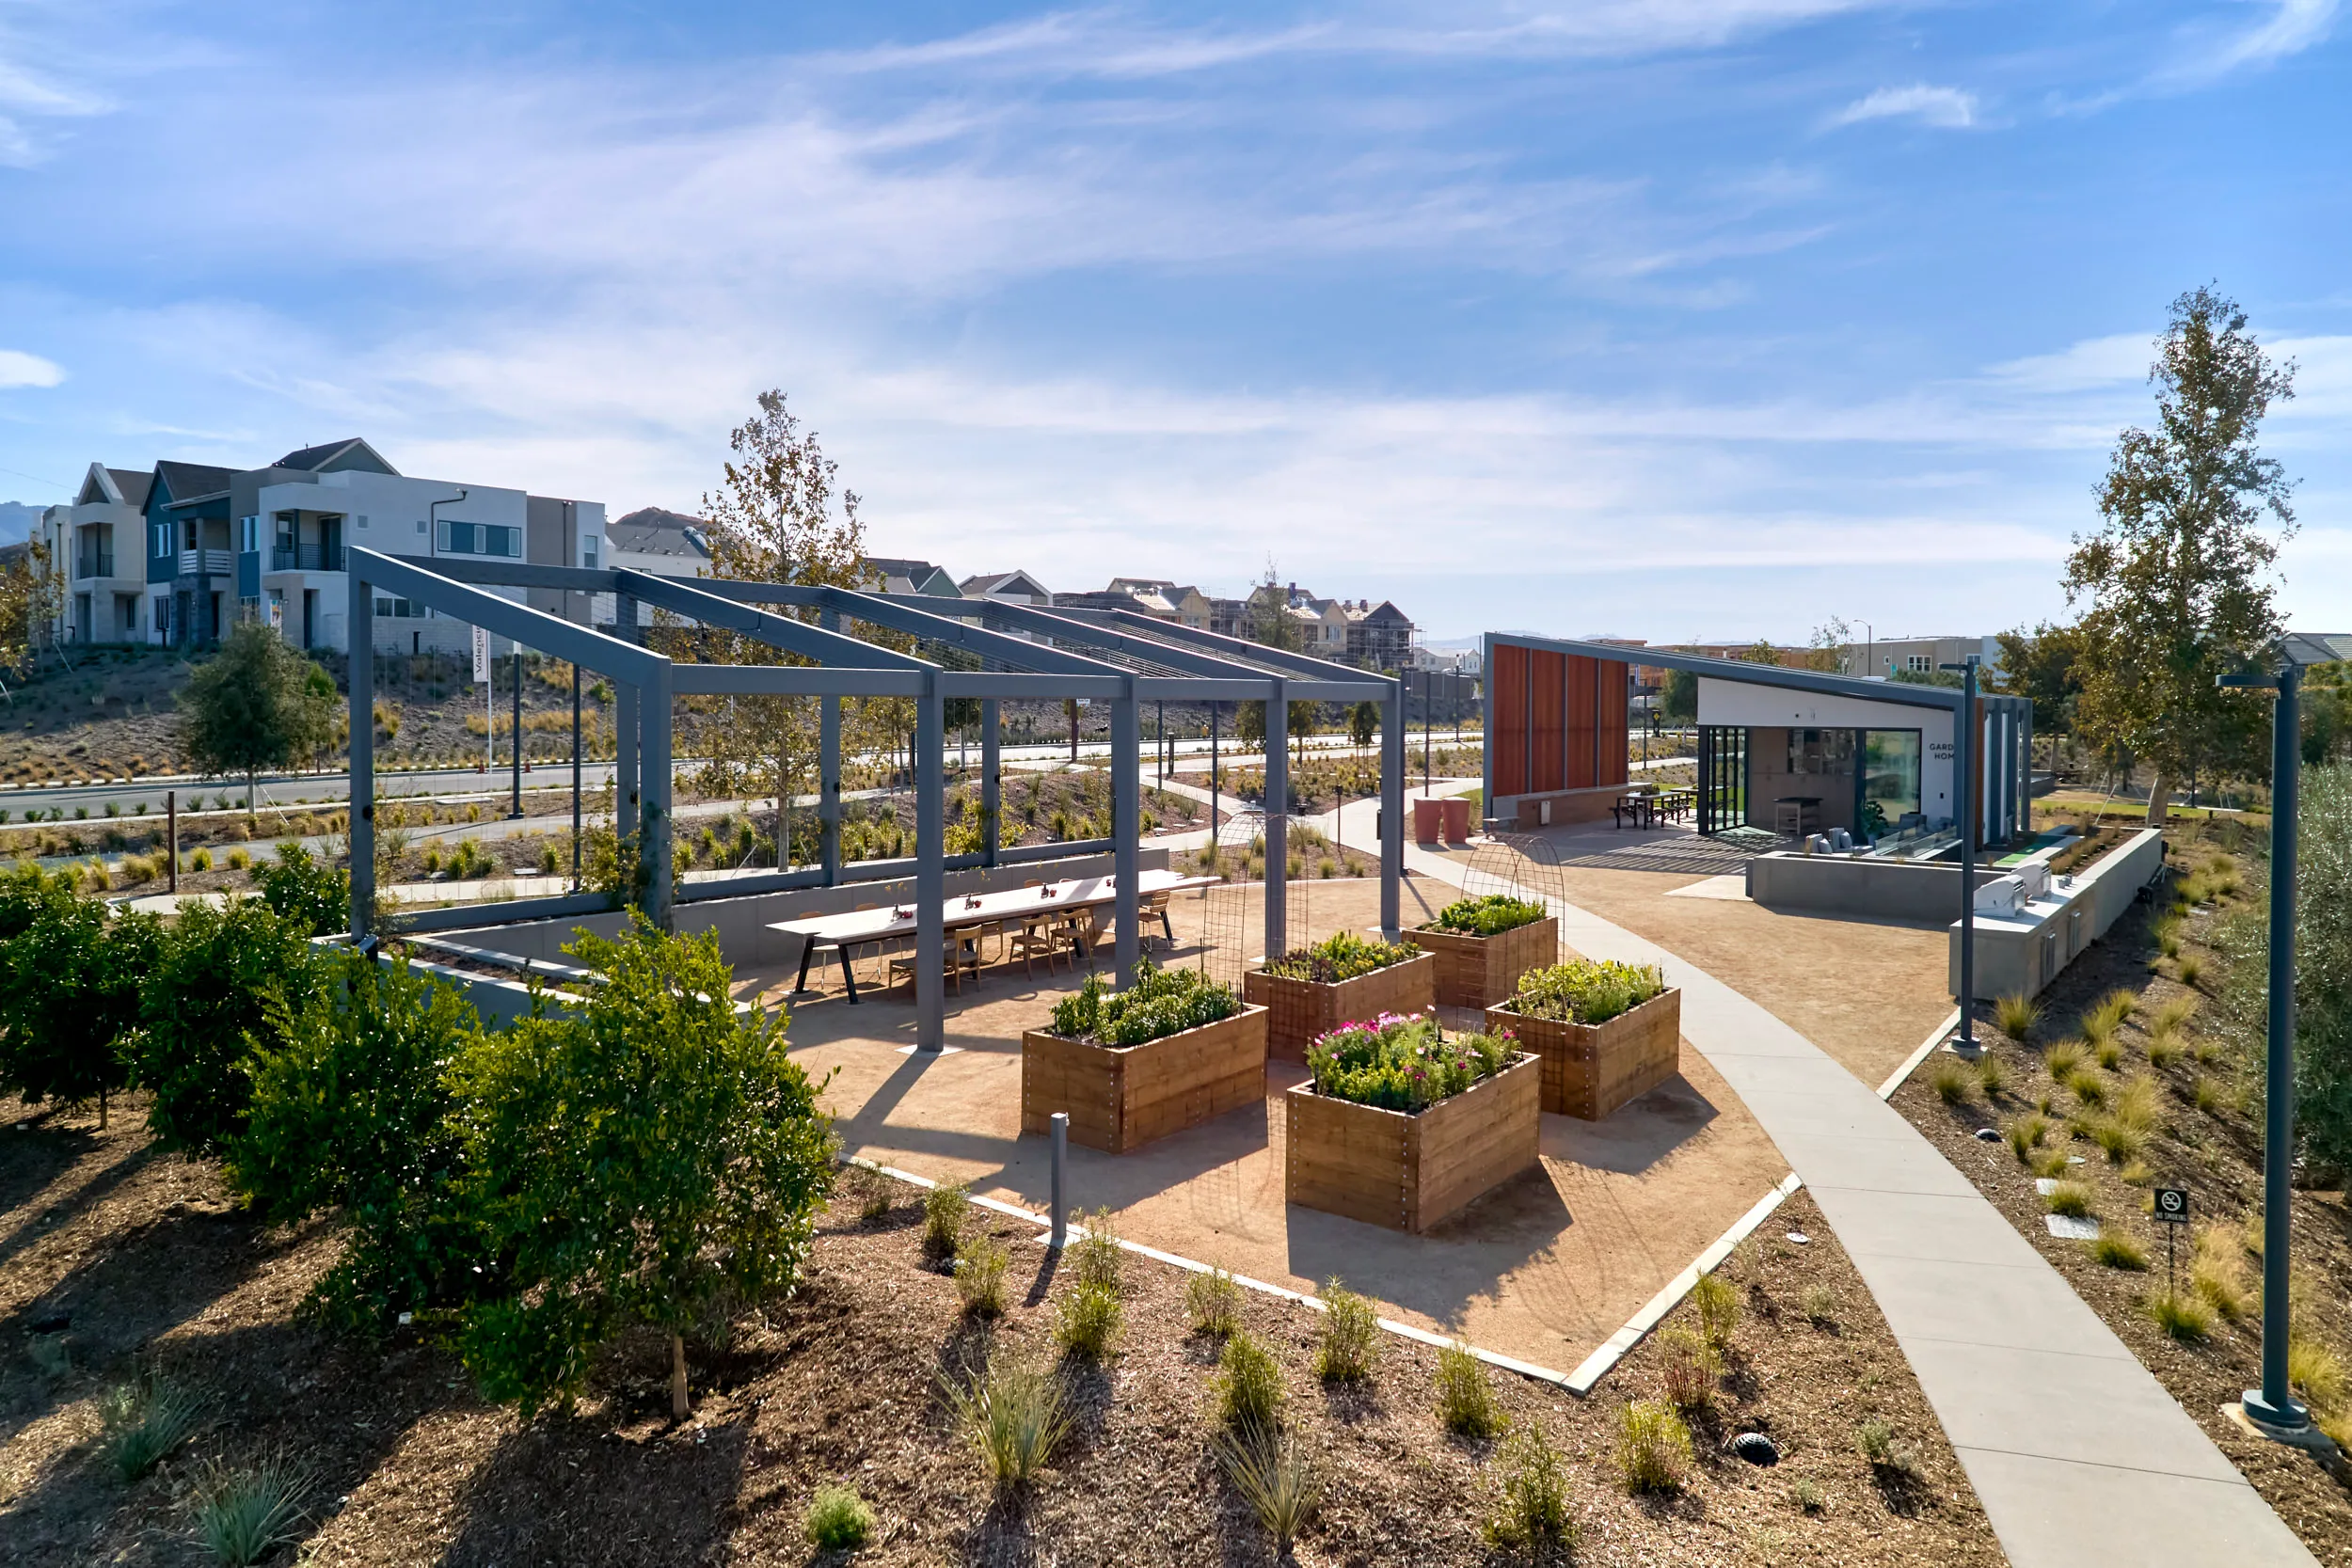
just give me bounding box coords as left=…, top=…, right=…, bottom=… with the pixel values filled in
left=840, top=942, right=860, bottom=1005
left=792, top=939, right=817, bottom=995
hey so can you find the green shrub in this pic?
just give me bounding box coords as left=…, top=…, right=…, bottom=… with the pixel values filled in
left=1484, top=1421, right=1577, bottom=1551
left=1614, top=1400, right=1692, bottom=1494
left=1049, top=960, right=1242, bottom=1045
left=1657, top=1326, right=1719, bottom=1413
left=1503, top=957, right=1667, bottom=1025
left=253, top=842, right=348, bottom=937
left=193, top=1457, right=310, bottom=1567
left=454, top=920, right=836, bottom=1420
left=1426, top=895, right=1549, bottom=938
left=1216, top=1330, right=1286, bottom=1433
left=945, top=1348, right=1071, bottom=1491
left=228, top=951, right=487, bottom=1336
left=922, top=1183, right=970, bottom=1261
left=99, top=1374, right=205, bottom=1481
left=1306, top=1014, right=1514, bottom=1113
left=1436, top=1339, right=1504, bottom=1436
left=1056, top=1280, right=1123, bottom=1360
left=1260, top=930, right=1419, bottom=983
left=803, top=1484, right=875, bottom=1549
left=139, top=897, right=322, bottom=1156
left=1070, top=1207, right=1124, bottom=1292
left=1186, top=1265, right=1243, bottom=1338
left=0, top=864, right=157, bottom=1126
left=1313, top=1279, right=1379, bottom=1383
left=1692, top=1271, right=1740, bottom=1356
left=1855, top=1418, right=1915, bottom=1475
left=956, top=1233, right=1009, bottom=1318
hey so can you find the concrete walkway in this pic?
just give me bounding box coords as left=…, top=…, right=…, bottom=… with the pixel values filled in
left=1333, top=800, right=2315, bottom=1568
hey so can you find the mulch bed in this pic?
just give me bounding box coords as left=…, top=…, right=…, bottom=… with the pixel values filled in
left=1, top=1088, right=2002, bottom=1566
left=1891, top=827, right=2352, bottom=1560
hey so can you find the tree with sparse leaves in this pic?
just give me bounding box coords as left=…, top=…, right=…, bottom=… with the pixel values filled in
left=0, top=537, right=60, bottom=678
left=2067, top=286, right=2296, bottom=820
left=177, top=621, right=340, bottom=819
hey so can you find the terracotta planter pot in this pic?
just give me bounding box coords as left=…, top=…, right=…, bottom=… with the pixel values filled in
left=1405, top=915, right=1558, bottom=1009
left=1485, top=988, right=1680, bottom=1120
left=1022, top=1005, right=1269, bottom=1154
left=1284, top=1053, right=1542, bottom=1233
left=1243, top=950, right=1437, bottom=1060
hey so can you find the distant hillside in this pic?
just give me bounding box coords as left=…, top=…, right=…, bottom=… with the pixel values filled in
left=0, top=501, right=42, bottom=546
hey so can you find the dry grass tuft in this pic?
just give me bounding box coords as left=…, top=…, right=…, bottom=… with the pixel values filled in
left=1614, top=1401, right=1692, bottom=1495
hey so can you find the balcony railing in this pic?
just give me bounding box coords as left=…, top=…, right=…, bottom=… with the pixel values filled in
left=177, top=548, right=234, bottom=578
left=269, top=544, right=343, bottom=573
left=75, top=552, right=116, bottom=579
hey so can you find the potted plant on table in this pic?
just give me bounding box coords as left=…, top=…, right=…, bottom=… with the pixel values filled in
left=1244, top=930, right=1436, bottom=1058
left=1022, top=961, right=1268, bottom=1153
left=1485, top=958, right=1679, bottom=1120
left=1284, top=1012, right=1540, bottom=1233
left=1405, top=894, right=1558, bottom=1009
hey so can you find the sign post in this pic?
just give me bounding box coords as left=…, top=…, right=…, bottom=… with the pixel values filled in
left=472, top=626, right=492, bottom=773
left=2153, top=1185, right=2190, bottom=1300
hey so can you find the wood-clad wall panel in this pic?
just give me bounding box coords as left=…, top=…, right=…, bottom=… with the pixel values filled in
left=1596, top=661, right=1629, bottom=787
left=1531, top=650, right=1565, bottom=793
left=1565, top=655, right=1597, bottom=790
left=1492, top=643, right=1528, bottom=794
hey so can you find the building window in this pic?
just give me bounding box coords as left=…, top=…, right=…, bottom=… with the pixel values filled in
left=357, top=514, right=369, bottom=531
left=438, top=520, right=518, bottom=557
left=373, top=596, right=429, bottom=619
left=581, top=535, right=599, bottom=569
left=1906, top=654, right=1931, bottom=673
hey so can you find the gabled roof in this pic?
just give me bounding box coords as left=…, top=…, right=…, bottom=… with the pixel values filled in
left=274, top=437, right=399, bottom=476
left=77, top=464, right=154, bottom=508
left=609, top=506, right=710, bottom=558
left=152, top=460, right=237, bottom=508
left=960, top=569, right=1053, bottom=599
left=864, top=556, right=961, bottom=596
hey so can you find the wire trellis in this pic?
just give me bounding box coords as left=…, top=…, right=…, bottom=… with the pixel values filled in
left=1459, top=831, right=1568, bottom=968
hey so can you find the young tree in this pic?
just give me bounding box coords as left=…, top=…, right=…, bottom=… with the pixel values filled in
left=1661, top=668, right=1697, bottom=724
left=1804, top=617, right=1852, bottom=674
left=177, top=621, right=339, bottom=819
left=1348, top=701, right=1377, bottom=749
left=1247, top=567, right=1304, bottom=655
left=0, top=866, right=157, bottom=1126
left=2066, top=285, right=2296, bottom=823
left=138, top=898, right=326, bottom=1155
left=0, top=538, right=60, bottom=678
left=456, top=922, right=836, bottom=1419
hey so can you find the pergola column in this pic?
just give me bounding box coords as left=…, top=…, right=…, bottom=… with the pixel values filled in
left=820, top=607, right=842, bottom=883
left=2020, top=705, right=2034, bottom=834
left=643, top=660, right=675, bottom=929
left=1112, top=683, right=1139, bottom=985
left=347, top=565, right=374, bottom=939
left=1263, top=677, right=1288, bottom=958
left=980, top=696, right=1001, bottom=869
left=1380, top=673, right=1404, bottom=940
left=614, top=590, right=640, bottom=845
left=914, top=673, right=946, bottom=1050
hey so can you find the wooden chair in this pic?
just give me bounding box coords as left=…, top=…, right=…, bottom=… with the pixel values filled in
left=1140, top=889, right=1176, bottom=950
left=888, top=933, right=983, bottom=996
left=1008, top=912, right=1069, bottom=977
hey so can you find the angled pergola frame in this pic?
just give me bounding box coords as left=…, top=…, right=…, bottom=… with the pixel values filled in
left=344, top=550, right=1406, bottom=1049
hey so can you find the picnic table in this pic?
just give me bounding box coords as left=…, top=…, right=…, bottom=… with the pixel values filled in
left=770, top=869, right=1218, bottom=1003
left=1612, top=786, right=1695, bottom=829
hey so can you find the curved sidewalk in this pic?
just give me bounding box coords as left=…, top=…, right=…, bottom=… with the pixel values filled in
left=1337, top=800, right=2313, bottom=1568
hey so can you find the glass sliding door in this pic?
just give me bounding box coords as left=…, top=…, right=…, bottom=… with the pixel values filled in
left=1698, top=725, right=1748, bottom=835
left=1861, top=730, right=1921, bottom=839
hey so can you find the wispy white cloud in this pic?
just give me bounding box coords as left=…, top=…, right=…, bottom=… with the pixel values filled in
left=1827, top=83, right=1978, bottom=130
left=2191, top=0, right=2339, bottom=75
left=0, top=349, right=64, bottom=388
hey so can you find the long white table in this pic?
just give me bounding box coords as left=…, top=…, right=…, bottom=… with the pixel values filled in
left=770, top=869, right=1217, bottom=1002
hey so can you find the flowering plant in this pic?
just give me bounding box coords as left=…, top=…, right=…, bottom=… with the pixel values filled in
left=1306, top=1011, right=1517, bottom=1113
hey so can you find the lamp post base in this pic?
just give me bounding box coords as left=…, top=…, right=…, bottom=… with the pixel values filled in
left=2233, top=1392, right=2326, bottom=1449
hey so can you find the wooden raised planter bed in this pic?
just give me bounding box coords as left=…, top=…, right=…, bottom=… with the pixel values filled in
left=1284, top=1053, right=1542, bottom=1233
left=1022, top=1005, right=1270, bottom=1154
left=1243, top=951, right=1437, bottom=1060
left=1406, top=916, right=1558, bottom=1009
left=1485, top=989, right=1681, bottom=1120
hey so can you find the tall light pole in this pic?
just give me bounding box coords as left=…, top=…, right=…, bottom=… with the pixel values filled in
left=2219, top=634, right=2348, bottom=1442
left=1941, top=655, right=1979, bottom=1053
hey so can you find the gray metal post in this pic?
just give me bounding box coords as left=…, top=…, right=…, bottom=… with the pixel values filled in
left=1480, top=633, right=1497, bottom=830
left=1943, top=657, right=1979, bottom=1048
left=509, top=647, right=523, bottom=817
left=2246, top=665, right=2308, bottom=1433
left=167, top=789, right=178, bottom=894
left=2019, top=705, right=2033, bottom=836
left=1050, top=1111, right=1068, bottom=1248
left=571, top=662, right=582, bottom=890
left=642, top=663, right=675, bottom=929
left=1210, top=703, right=1221, bottom=863
left=1264, top=679, right=1288, bottom=958
left=1113, top=687, right=1140, bottom=985
left=914, top=676, right=946, bottom=1050
left=980, top=697, right=1001, bottom=869
left=347, top=567, right=374, bottom=938
left=820, top=608, right=843, bottom=884
left=1380, top=675, right=1405, bottom=940
left=614, top=592, right=640, bottom=845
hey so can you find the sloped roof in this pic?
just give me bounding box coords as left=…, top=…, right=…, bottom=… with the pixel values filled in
left=609, top=506, right=710, bottom=558
left=961, top=569, right=1053, bottom=598
left=108, top=468, right=154, bottom=509
left=153, top=460, right=237, bottom=505
left=274, top=437, right=399, bottom=476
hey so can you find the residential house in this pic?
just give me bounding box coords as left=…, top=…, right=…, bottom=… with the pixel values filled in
left=864, top=556, right=961, bottom=597
left=40, top=464, right=153, bottom=645
left=958, top=569, right=1054, bottom=605
left=603, top=507, right=710, bottom=630
left=1343, top=598, right=1416, bottom=672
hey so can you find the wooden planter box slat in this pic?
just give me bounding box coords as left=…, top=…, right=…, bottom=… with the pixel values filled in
left=1243, top=950, right=1437, bottom=1060
left=1022, top=1005, right=1269, bottom=1154
left=1486, top=989, right=1680, bottom=1120
left=1284, top=1053, right=1541, bottom=1233
left=1406, top=916, right=1559, bottom=1009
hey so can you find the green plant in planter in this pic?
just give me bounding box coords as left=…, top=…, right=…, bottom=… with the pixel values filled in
left=1425, top=895, right=1548, bottom=938
left=1049, top=960, right=1240, bottom=1045
left=1306, top=1014, right=1515, bottom=1113
left=1504, top=958, right=1667, bottom=1025
left=1261, top=930, right=1418, bottom=984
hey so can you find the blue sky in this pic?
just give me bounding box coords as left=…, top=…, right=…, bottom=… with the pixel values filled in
left=2, top=1, right=2347, bottom=642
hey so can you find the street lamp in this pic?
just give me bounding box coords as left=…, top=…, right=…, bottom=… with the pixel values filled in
left=2221, top=631, right=2352, bottom=1443
left=1941, top=656, right=1979, bottom=1053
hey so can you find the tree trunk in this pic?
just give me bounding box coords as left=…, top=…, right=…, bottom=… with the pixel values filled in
left=98, top=1087, right=107, bottom=1131
left=2145, top=773, right=2172, bottom=826
left=670, top=1332, right=689, bottom=1420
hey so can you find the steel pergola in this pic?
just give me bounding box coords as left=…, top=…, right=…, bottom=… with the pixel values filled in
left=345, top=549, right=1405, bottom=1049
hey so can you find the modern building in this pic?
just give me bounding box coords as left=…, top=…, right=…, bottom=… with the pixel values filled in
left=1343, top=598, right=1416, bottom=672
left=864, top=557, right=961, bottom=597
left=958, top=569, right=1055, bottom=605
left=40, top=464, right=153, bottom=645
